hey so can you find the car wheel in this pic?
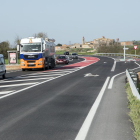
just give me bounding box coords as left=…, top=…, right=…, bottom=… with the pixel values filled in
left=2, top=73, right=6, bottom=79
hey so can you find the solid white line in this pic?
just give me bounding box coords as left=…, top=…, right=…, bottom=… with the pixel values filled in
left=75, top=77, right=110, bottom=140
left=108, top=72, right=125, bottom=89
left=0, top=83, right=38, bottom=88
left=17, top=75, right=60, bottom=78
left=29, top=71, right=70, bottom=75
left=0, top=91, right=15, bottom=94
left=108, top=63, right=140, bottom=89
left=111, top=61, right=116, bottom=71
left=0, top=78, right=54, bottom=83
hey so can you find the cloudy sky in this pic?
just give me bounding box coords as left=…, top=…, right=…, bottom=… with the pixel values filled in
left=0, top=0, right=140, bottom=46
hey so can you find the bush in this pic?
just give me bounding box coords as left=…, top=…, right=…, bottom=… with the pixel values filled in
left=125, top=83, right=140, bottom=140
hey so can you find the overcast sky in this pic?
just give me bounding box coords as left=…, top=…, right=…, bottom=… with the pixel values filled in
left=0, top=0, right=140, bottom=46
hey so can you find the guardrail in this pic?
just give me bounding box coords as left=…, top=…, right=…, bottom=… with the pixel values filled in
left=126, top=69, right=140, bottom=101
left=95, top=53, right=140, bottom=58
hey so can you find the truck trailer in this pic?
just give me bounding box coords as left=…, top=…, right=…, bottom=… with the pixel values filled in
left=17, top=37, right=55, bottom=71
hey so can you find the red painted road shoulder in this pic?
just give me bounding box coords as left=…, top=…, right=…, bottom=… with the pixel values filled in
left=46, top=57, right=100, bottom=71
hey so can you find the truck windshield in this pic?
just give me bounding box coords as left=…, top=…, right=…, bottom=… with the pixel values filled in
left=21, top=43, right=41, bottom=52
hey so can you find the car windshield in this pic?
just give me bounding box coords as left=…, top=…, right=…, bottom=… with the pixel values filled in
left=21, top=43, right=41, bottom=52
left=57, top=56, right=66, bottom=59
left=72, top=53, right=77, bottom=55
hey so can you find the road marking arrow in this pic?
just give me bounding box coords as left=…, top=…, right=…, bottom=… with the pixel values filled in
left=84, top=73, right=99, bottom=77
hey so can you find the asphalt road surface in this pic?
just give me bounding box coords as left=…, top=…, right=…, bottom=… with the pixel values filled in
left=0, top=56, right=139, bottom=140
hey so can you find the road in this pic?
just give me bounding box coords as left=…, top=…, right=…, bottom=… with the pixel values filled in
left=0, top=56, right=139, bottom=140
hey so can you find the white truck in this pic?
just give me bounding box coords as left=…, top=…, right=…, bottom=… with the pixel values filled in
left=17, top=37, right=56, bottom=71
left=0, top=54, right=6, bottom=79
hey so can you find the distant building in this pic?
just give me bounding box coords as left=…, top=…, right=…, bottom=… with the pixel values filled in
left=55, top=44, right=69, bottom=51
left=93, top=36, right=115, bottom=48
left=70, top=43, right=81, bottom=48
left=82, top=36, right=94, bottom=48
left=120, top=41, right=133, bottom=46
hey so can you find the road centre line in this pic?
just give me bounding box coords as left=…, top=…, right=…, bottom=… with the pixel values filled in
left=75, top=77, right=110, bottom=140
left=0, top=83, right=39, bottom=88
left=0, top=77, right=54, bottom=83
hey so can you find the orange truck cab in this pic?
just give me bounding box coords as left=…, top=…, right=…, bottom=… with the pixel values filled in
left=17, top=37, right=55, bottom=71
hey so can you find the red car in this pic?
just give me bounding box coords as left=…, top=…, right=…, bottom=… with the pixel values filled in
left=56, top=55, right=69, bottom=64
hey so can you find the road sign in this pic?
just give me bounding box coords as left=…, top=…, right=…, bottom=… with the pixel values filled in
left=133, top=45, right=138, bottom=50
left=123, top=48, right=129, bottom=50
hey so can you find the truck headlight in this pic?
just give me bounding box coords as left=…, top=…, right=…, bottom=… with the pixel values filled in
left=21, top=61, right=24, bottom=63
left=39, top=61, right=42, bottom=63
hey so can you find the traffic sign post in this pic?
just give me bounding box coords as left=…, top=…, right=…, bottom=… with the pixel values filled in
left=133, top=45, right=138, bottom=58
left=123, top=43, right=129, bottom=60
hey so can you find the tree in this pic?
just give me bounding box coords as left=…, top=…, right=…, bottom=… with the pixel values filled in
left=33, top=32, right=48, bottom=39
left=57, top=43, right=62, bottom=46
left=0, top=41, right=10, bottom=58
left=14, top=36, right=21, bottom=46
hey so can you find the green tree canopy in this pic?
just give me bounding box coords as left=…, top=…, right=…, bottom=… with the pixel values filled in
left=0, top=41, right=10, bottom=58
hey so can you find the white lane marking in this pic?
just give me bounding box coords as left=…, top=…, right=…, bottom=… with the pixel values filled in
left=84, top=73, right=99, bottom=77
left=0, top=91, right=15, bottom=94
left=75, top=77, right=110, bottom=140
left=0, top=58, right=99, bottom=100
left=0, top=83, right=38, bottom=88
left=108, top=72, right=125, bottom=89
left=135, top=62, right=140, bottom=67
left=17, top=74, right=61, bottom=78
left=111, top=60, right=116, bottom=72
left=0, top=78, right=54, bottom=83
left=108, top=62, right=140, bottom=89
left=28, top=71, right=70, bottom=75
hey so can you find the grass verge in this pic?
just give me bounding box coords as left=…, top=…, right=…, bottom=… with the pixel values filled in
left=5, top=59, right=20, bottom=64
left=125, top=83, right=140, bottom=140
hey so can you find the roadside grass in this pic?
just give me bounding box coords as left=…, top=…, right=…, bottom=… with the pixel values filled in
left=125, top=83, right=140, bottom=140
left=5, top=59, right=20, bottom=64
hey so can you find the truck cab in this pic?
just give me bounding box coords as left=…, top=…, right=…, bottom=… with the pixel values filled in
left=0, top=54, right=6, bottom=79
left=18, top=37, right=55, bottom=71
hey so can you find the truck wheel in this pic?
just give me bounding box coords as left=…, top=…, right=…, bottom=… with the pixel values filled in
left=43, top=62, right=46, bottom=70
left=2, top=73, right=6, bottom=79
left=22, top=69, right=25, bottom=71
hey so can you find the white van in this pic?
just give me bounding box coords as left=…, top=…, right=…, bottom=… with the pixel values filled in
left=0, top=54, right=6, bottom=79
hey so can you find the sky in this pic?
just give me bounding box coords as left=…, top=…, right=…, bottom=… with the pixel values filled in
left=0, top=0, right=140, bottom=46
